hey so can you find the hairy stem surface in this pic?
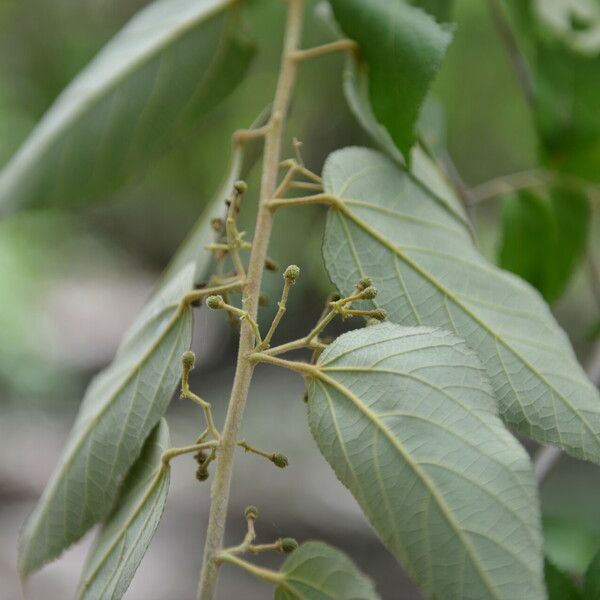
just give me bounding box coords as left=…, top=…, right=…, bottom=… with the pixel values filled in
left=196, top=2, right=305, bottom=597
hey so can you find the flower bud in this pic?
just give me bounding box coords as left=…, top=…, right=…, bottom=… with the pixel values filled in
left=259, top=294, right=269, bottom=307
left=281, top=538, right=298, bottom=553
left=271, top=453, right=289, bottom=468
left=284, top=265, right=300, bottom=284
left=206, top=295, right=224, bottom=310
left=265, top=257, right=279, bottom=272
left=234, top=180, right=248, bottom=195
left=196, top=465, right=209, bottom=482
left=245, top=505, right=259, bottom=520
left=360, top=286, right=378, bottom=300
left=356, top=277, right=372, bottom=291
left=372, top=308, right=387, bottom=321
left=182, top=350, right=196, bottom=371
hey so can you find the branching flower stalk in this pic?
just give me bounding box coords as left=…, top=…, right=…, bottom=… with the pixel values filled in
left=196, top=1, right=306, bottom=597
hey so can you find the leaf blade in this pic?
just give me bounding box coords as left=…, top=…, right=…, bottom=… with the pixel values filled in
left=0, top=0, right=254, bottom=213
left=307, top=323, right=545, bottom=599
left=18, top=265, right=194, bottom=577
left=276, top=541, right=380, bottom=600
left=329, top=0, right=453, bottom=157
left=78, top=419, right=171, bottom=600
left=322, top=146, right=600, bottom=463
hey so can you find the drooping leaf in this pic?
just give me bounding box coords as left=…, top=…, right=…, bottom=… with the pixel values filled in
left=19, top=264, right=194, bottom=578
left=328, top=0, right=453, bottom=158
left=275, top=541, right=380, bottom=600
left=545, top=559, right=582, bottom=600
left=321, top=147, right=600, bottom=463
left=306, top=323, right=544, bottom=599
left=0, top=0, right=255, bottom=214
left=78, top=419, right=171, bottom=600
left=160, top=108, right=269, bottom=287
left=499, top=186, right=590, bottom=302
left=584, top=545, right=600, bottom=599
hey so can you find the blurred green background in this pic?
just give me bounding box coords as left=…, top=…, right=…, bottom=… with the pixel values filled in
left=0, top=0, right=599, bottom=598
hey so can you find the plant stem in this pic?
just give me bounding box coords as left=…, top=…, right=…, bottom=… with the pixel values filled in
left=196, top=2, right=305, bottom=598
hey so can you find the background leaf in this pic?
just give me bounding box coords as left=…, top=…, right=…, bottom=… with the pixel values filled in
left=19, top=264, right=194, bottom=577
left=307, top=323, right=544, bottom=599
left=78, top=418, right=171, bottom=600
left=321, top=147, right=600, bottom=463
left=545, top=559, right=582, bottom=600
left=328, top=0, right=453, bottom=158
left=0, top=0, right=254, bottom=214
left=498, top=186, right=590, bottom=302
left=276, top=541, right=380, bottom=600
left=584, top=545, right=600, bottom=599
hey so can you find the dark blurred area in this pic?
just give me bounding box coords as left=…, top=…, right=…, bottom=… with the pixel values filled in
left=0, top=0, right=599, bottom=598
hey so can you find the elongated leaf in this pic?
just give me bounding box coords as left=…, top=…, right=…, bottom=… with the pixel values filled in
left=545, top=560, right=582, bottom=600
left=160, top=108, right=269, bottom=287
left=0, top=0, right=254, bottom=214
left=276, top=541, right=380, bottom=600
left=499, top=186, right=590, bottom=302
left=322, top=147, right=600, bottom=463
left=307, top=324, right=544, bottom=599
left=329, top=0, right=452, bottom=158
left=585, top=545, right=600, bottom=599
left=19, top=264, right=194, bottom=577
left=78, top=419, right=171, bottom=600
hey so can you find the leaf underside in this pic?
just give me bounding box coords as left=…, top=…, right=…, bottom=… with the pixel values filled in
left=321, top=147, right=600, bottom=463
left=0, top=0, right=254, bottom=213
left=276, top=541, right=380, bottom=600
left=307, top=323, right=544, bottom=599
left=78, top=419, right=171, bottom=600
left=19, top=264, right=194, bottom=577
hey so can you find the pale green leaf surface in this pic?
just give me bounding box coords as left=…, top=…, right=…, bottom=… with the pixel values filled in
left=275, top=541, right=380, bottom=600
left=322, top=147, right=600, bottom=463
left=19, top=264, right=194, bottom=577
left=78, top=419, right=171, bottom=600
left=0, top=0, right=253, bottom=214
left=329, top=0, right=452, bottom=157
left=307, top=324, right=544, bottom=599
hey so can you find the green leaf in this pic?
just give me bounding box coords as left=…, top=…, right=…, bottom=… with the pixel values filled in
left=160, top=109, right=269, bottom=287
left=545, top=559, right=582, bottom=600
left=499, top=186, right=590, bottom=302
left=0, top=0, right=254, bottom=214
left=321, top=147, right=600, bottom=463
left=329, top=0, right=453, bottom=158
left=584, top=545, right=600, bottom=599
left=78, top=419, right=171, bottom=600
left=276, top=541, right=380, bottom=600
left=307, top=323, right=544, bottom=599
left=410, top=0, right=456, bottom=22
left=19, top=264, right=194, bottom=578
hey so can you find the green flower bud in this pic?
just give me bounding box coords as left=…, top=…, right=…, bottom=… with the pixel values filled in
left=280, top=538, right=298, bottom=553
left=356, top=277, right=372, bottom=291
left=360, top=286, right=378, bottom=300
left=271, top=453, right=289, bottom=468
left=234, top=180, right=248, bottom=195
left=372, top=308, right=387, bottom=321
left=206, top=295, right=224, bottom=310
left=245, top=505, right=259, bottom=520
left=182, top=350, right=196, bottom=371
left=259, top=294, right=269, bottom=307
left=284, top=265, right=300, bottom=283
left=264, top=257, right=279, bottom=272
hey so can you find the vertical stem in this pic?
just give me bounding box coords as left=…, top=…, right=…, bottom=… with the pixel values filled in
left=196, top=2, right=305, bottom=598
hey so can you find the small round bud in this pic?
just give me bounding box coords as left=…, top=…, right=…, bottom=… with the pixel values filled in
left=284, top=265, right=300, bottom=283
left=259, top=294, right=269, bottom=307
left=271, top=453, right=289, bottom=468
left=245, top=505, right=259, bottom=520
left=356, top=277, right=373, bottom=291
left=182, top=351, right=196, bottom=371
left=233, top=180, right=248, bottom=195
left=360, top=286, right=378, bottom=300
left=206, top=295, right=224, bottom=310
left=196, top=465, right=209, bottom=482
left=265, top=258, right=279, bottom=272
left=211, top=218, right=224, bottom=232
left=194, top=450, right=208, bottom=465
left=280, top=538, right=298, bottom=553
left=372, top=308, right=387, bottom=321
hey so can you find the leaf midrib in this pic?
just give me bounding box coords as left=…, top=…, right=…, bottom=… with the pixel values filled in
left=334, top=201, right=599, bottom=446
